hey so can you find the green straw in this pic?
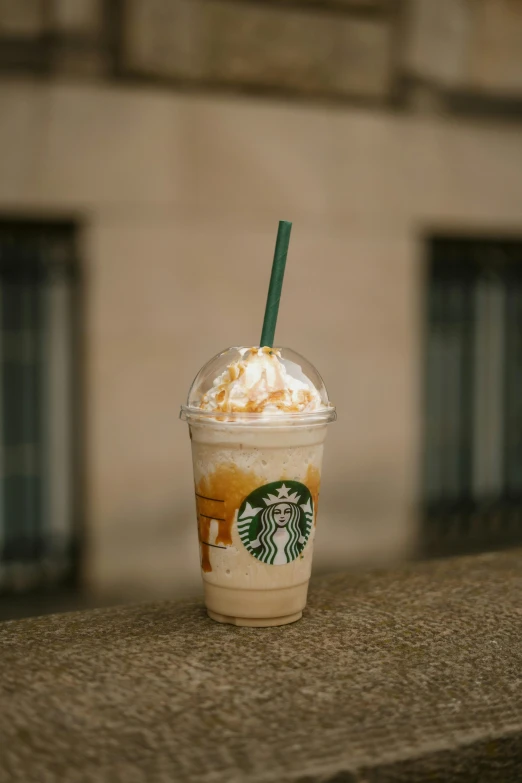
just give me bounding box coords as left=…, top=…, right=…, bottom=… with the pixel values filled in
left=260, top=220, right=292, bottom=348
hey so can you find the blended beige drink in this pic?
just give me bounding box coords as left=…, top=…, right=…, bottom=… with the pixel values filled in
left=181, top=346, right=335, bottom=626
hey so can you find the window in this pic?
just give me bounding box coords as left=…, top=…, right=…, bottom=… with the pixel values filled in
left=0, top=220, right=81, bottom=593
left=423, top=236, right=522, bottom=556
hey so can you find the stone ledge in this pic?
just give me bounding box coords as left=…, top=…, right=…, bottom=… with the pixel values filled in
left=1, top=550, right=522, bottom=782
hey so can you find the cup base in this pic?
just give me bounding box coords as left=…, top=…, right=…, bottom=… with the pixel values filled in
left=207, top=609, right=303, bottom=627
left=203, top=581, right=309, bottom=627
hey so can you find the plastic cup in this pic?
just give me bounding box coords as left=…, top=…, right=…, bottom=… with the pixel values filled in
left=180, top=348, right=336, bottom=627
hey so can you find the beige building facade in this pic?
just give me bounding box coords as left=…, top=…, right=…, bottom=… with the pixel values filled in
left=2, top=76, right=522, bottom=600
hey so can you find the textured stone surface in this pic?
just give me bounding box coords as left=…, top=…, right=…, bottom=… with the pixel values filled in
left=332, top=14, right=392, bottom=98
left=207, top=1, right=392, bottom=98
left=51, top=0, right=103, bottom=34
left=2, top=0, right=522, bottom=112
left=402, top=0, right=471, bottom=88
left=201, top=1, right=336, bottom=94
left=50, top=41, right=108, bottom=78
left=122, top=0, right=203, bottom=81
left=0, top=0, right=45, bottom=37
left=403, top=0, right=522, bottom=101
left=1, top=551, right=522, bottom=781
left=270, top=1, right=393, bottom=6
left=468, top=0, right=522, bottom=96
left=122, top=0, right=392, bottom=99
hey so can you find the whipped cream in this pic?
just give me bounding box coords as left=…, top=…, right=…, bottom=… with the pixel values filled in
left=198, top=347, right=323, bottom=414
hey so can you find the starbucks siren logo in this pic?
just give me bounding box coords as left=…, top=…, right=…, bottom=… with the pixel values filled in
left=237, top=481, right=314, bottom=565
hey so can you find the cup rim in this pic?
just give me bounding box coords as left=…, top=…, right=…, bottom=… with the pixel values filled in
left=179, top=405, right=336, bottom=426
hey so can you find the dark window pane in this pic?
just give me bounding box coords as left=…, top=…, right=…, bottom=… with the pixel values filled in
left=423, top=236, right=522, bottom=557
left=0, top=221, right=79, bottom=593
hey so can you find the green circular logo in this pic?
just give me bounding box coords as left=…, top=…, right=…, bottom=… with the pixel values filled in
left=237, top=481, right=314, bottom=565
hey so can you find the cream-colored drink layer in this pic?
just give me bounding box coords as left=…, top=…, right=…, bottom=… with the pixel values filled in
left=190, top=422, right=327, bottom=590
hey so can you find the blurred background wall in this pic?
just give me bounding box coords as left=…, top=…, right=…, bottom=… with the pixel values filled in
left=1, top=0, right=522, bottom=614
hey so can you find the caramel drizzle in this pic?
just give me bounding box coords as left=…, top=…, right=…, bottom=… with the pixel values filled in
left=194, top=462, right=322, bottom=572
left=195, top=493, right=226, bottom=573
left=206, top=387, right=317, bottom=415
left=304, top=464, right=321, bottom=526
left=199, top=348, right=317, bottom=414
left=194, top=464, right=261, bottom=573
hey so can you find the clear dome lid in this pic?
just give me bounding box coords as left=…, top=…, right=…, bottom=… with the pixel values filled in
left=180, top=346, right=335, bottom=425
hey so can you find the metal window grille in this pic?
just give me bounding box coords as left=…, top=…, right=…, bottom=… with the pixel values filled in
left=0, top=220, right=81, bottom=594
left=422, top=236, right=522, bottom=557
